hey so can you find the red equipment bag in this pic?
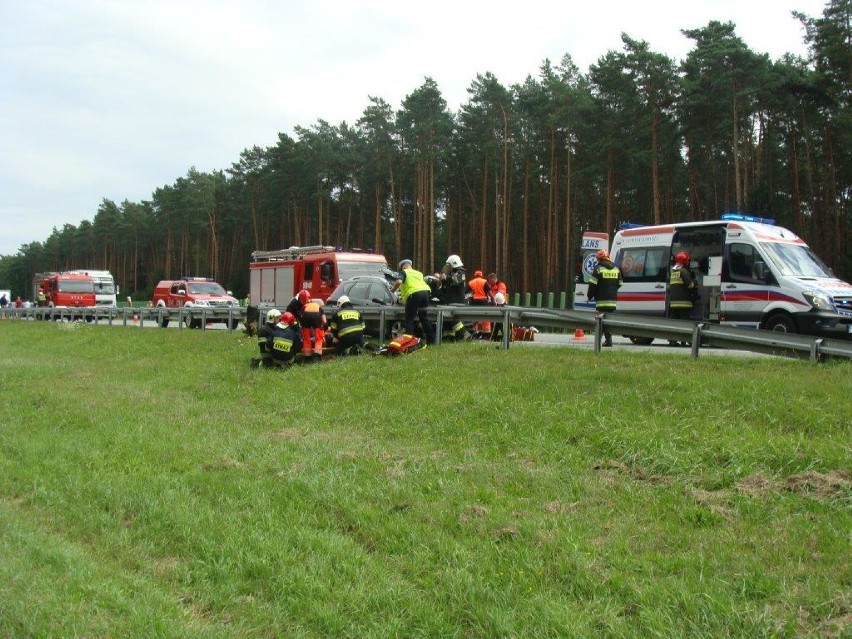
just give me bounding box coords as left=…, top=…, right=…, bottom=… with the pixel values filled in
left=386, top=333, right=426, bottom=355
left=512, top=326, right=535, bottom=342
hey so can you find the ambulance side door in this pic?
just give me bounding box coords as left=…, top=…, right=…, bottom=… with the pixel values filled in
left=720, top=242, right=770, bottom=328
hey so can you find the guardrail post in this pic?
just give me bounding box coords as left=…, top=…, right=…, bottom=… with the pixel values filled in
left=546, top=292, right=554, bottom=309
left=513, top=293, right=520, bottom=306
left=378, top=309, right=387, bottom=342
left=691, top=323, right=705, bottom=359
left=559, top=292, right=566, bottom=310
left=524, top=292, right=531, bottom=307
left=594, top=314, right=603, bottom=354
left=501, top=307, right=511, bottom=350
left=535, top=292, right=543, bottom=308
left=810, top=338, right=823, bottom=363
left=435, top=309, right=444, bottom=346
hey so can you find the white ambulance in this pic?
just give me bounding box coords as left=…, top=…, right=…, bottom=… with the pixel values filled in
left=573, top=214, right=852, bottom=338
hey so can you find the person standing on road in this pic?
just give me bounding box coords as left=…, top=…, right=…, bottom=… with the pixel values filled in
left=667, top=251, right=698, bottom=346
left=587, top=249, right=622, bottom=347
left=668, top=251, right=697, bottom=320
left=391, top=259, right=436, bottom=344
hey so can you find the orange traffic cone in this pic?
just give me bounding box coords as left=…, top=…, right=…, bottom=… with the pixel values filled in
left=573, top=327, right=585, bottom=340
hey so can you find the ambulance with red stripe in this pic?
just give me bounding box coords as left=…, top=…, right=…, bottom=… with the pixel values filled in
left=574, top=214, right=852, bottom=338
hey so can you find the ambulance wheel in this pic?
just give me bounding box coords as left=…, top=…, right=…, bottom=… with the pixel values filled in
left=628, top=336, right=654, bottom=345
left=189, top=317, right=203, bottom=329
left=764, top=312, right=797, bottom=334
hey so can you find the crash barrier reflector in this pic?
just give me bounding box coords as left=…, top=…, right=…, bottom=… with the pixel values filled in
left=2, top=305, right=850, bottom=362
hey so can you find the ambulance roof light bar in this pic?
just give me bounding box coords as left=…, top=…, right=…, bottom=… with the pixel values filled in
left=721, top=213, right=776, bottom=225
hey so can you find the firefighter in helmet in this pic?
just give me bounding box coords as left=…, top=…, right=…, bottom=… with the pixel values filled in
left=439, top=254, right=467, bottom=304
left=668, top=251, right=697, bottom=320
left=667, top=250, right=698, bottom=346
left=329, top=295, right=366, bottom=355
left=286, top=288, right=311, bottom=321
left=269, top=311, right=302, bottom=366
left=251, top=308, right=281, bottom=368
left=587, top=249, right=622, bottom=347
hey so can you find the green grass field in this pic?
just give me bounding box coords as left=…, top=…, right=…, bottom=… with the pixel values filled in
left=1, top=321, right=850, bottom=638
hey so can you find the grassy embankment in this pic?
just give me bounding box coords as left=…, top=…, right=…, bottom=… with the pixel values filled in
left=0, top=321, right=850, bottom=638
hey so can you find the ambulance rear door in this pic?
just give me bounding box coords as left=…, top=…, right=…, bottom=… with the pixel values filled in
left=572, top=232, right=608, bottom=312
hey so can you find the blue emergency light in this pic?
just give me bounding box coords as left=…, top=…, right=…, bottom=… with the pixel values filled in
left=721, top=213, right=776, bottom=225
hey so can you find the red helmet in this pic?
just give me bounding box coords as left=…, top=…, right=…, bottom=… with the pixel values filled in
left=675, top=251, right=690, bottom=266
left=595, top=250, right=610, bottom=261
left=281, top=311, right=296, bottom=326
left=297, top=290, right=311, bottom=304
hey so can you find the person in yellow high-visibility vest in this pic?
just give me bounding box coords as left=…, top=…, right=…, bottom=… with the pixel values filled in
left=391, top=259, right=436, bottom=344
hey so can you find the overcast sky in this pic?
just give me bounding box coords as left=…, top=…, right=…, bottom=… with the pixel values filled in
left=0, top=0, right=827, bottom=257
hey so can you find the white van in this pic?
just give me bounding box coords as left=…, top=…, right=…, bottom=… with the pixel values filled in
left=573, top=214, right=852, bottom=338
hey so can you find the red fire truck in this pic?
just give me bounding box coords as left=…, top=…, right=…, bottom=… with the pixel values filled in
left=249, top=245, right=391, bottom=306
left=34, top=272, right=96, bottom=318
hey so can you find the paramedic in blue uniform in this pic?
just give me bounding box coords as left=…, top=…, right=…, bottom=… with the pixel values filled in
left=587, top=249, right=622, bottom=347
left=391, top=259, right=436, bottom=344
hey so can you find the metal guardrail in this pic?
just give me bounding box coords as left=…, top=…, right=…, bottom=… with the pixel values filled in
left=3, top=304, right=850, bottom=362
left=0, top=306, right=244, bottom=330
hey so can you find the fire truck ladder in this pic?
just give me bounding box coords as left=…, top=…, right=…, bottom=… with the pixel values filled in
left=250, top=245, right=335, bottom=262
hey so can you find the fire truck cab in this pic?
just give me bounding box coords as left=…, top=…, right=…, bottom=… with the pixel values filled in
left=34, top=272, right=96, bottom=317
left=249, top=245, right=391, bottom=307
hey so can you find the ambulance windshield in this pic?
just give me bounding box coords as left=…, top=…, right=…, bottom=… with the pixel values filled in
left=760, top=242, right=833, bottom=278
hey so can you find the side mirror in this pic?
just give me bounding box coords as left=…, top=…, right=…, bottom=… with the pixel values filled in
left=753, top=261, right=767, bottom=281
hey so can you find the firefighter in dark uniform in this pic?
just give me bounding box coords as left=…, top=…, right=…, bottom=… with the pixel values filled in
left=668, top=251, right=697, bottom=320
left=587, top=249, right=623, bottom=347
left=439, top=254, right=467, bottom=304
left=667, top=250, right=698, bottom=346
left=286, top=289, right=311, bottom=320
left=328, top=295, right=366, bottom=355
left=251, top=308, right=281, bottom=368
left=269, top=311, right=302, bottom=367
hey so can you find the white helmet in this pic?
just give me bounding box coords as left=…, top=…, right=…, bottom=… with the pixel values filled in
left=446, top=254, right=463, bottom=269
left=336, top=295, right=350, bottom=307
left=494, top=292, right=506, bottom=305
left=266, top=308, right=282, bottom=323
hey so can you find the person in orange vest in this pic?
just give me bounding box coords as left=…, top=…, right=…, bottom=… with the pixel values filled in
left=467, top=270, right=490, bottom=338
left=486, top=272, right=508, bottom=339
left=298, top=293, right=327, bottom=361
left=467, top=270, right=489, bottom=305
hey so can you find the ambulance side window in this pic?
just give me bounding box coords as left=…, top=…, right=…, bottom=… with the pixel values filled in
left=726, top=243, right=761, bottom=282
left=618, top=247, right=667, bottom=283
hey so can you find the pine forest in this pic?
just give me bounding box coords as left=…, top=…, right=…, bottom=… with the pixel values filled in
left=1, top=5, right=849, bottom=300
